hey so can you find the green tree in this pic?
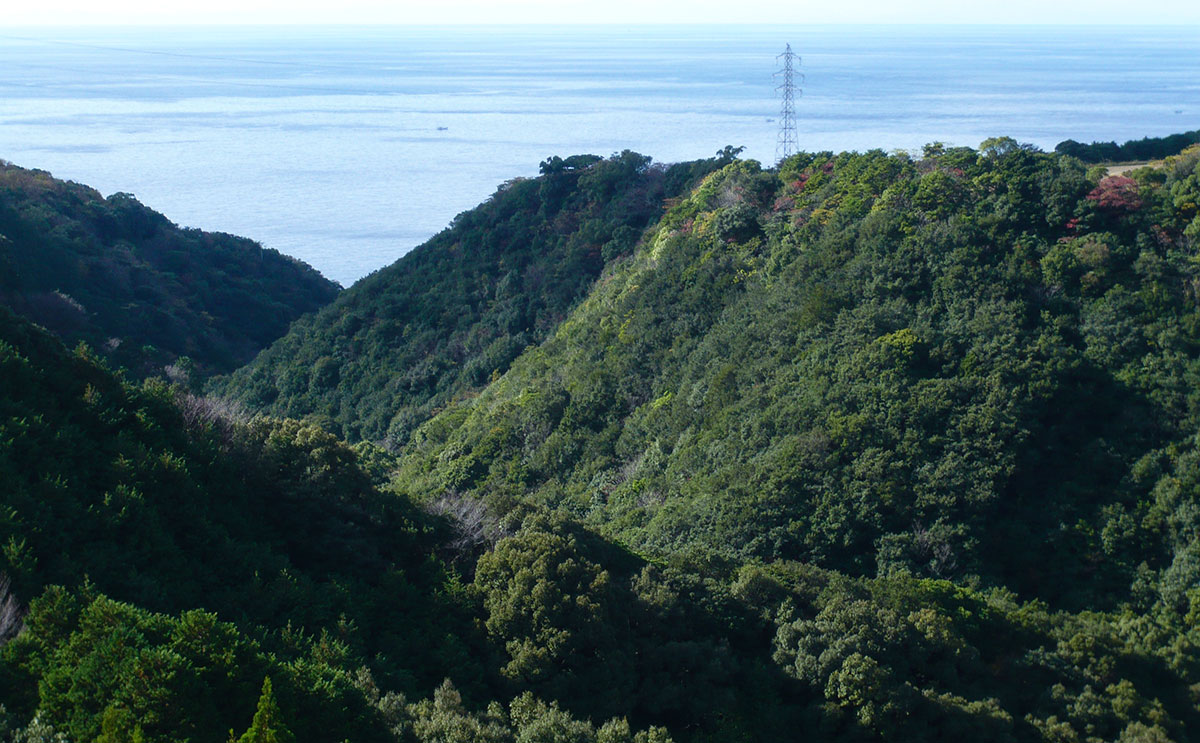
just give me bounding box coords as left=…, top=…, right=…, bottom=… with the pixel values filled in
left=237, top=678, right=294, bottom=743
left=474, top=520, right=635, bottom=717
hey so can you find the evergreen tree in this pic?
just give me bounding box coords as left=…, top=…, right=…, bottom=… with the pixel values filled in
left=237, top=678, right=294, bottom=743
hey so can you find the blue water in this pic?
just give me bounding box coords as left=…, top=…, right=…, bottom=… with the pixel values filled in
left=1, top=25, right=1197, bottom=286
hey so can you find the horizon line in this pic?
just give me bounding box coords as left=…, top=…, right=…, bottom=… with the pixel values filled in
left=5, top=21, right=1200, bottom=28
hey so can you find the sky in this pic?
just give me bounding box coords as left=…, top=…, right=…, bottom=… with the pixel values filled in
left=3, top=0, right=1200, bottom=26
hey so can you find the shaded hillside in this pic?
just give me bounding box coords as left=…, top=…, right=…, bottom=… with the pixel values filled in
left=0, top=308, right=684, bottom=742
left=0, top=160, right=338, bottom=379
left=5, top=142, right=1200, bottom=742
left=0, top=306, right=465, bottom=683
left=392, top=141, right=1200, bottom=610
left=5, top=307, right=1197, bottom=743
left=214, top=151, right=730, bottom=444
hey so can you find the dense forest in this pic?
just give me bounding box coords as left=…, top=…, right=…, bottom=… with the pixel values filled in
left=212, top=151, right=732, bottom=445
left=1055, top=129, right=1200, bottom=164
left=390, top=139, right=1200, bottom=603
left=0, top=308, right=680, bottom=742
left=0, top=160, right=338, bottom=380
left=3, top=138, right=1200, bottom=741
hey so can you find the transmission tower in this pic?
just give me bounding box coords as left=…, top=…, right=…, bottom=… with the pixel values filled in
left=774, top=43, right=801, bottom=162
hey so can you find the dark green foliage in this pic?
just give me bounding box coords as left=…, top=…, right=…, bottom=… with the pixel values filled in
left=392, top=144, right=1200, bottom=613
left=475, top=522, right=627, bottom=701
left=6, top=141, right=1200, bottom=743
left=467, top=513, right=807, bottom=737
left=0, top=308, right=482, bottom=727
left=5, top=589, right=389, bottom=743
left=0, top=160, right=338, bottom=380
left=398, top=679, right=674, bottom=743
left=0, top=307, right=423, bottom=610
left=1055, top=129, right=1200, bottom=164
left=237, top=678, right=295, bottom=743
left=213, top=151, right=728, bottom=445
left=0, top=309, right=685, bottom=742
left=769, top=572, right=1199, bottom=743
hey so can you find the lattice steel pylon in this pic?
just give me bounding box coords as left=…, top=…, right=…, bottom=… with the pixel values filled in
left=774, top=43, right=801, bottom=163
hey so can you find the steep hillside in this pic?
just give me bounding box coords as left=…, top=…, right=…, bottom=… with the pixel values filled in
left=393, top=141, right=1200, bottom=610
left=214, top=151, right=729, bottom=444
left=0, top=160, right=338, bottom=379
left=6, top=309, right=1197, bottom=743
left=5, top=141, right=1200, bottom=743
left=0, top=308, right=686, bottom=742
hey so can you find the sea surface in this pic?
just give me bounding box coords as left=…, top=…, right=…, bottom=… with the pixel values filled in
left=1, top=25, right=1197, bottom=286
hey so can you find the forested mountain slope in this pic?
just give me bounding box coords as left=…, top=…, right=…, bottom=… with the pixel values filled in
left=393, top=141, right=1200, bottom=612
left=0, top=308, right=685, bottom=742
left=0, top=160, right=338, bottom=379
left=213, top=151, right=729, bottom=444
left=6, top=301, right=1200, bottom=743
left=6, top=140, right=1200, bottom=743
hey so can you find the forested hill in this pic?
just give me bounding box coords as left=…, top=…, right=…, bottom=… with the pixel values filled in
left=0, top=160, right=338, bottom=380
left=6, top=140, right=1200, bottom=742
left=211, top=151, right=731, bottom=444
left=392, top=139, right=1200, bottom=608
left=1055, top=128, right=1200, bottom=164
left=0, top=307, right=683, bottom=742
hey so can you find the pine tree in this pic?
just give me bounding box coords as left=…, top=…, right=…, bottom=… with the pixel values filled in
left=237, top=677, right=295, bottom=743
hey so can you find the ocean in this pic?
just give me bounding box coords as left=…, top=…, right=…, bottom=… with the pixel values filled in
left=1, top=24, right=1197, bottom=286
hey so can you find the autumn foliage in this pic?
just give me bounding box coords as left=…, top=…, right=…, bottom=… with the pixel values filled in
left=1086, top=174, right=1143, bottom=212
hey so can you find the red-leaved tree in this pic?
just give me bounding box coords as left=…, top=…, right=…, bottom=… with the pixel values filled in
left=1087, top=175, right=1143, bottom=213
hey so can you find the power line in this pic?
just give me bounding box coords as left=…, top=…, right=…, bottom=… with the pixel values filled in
left=774, top=43, right=801, bottom=163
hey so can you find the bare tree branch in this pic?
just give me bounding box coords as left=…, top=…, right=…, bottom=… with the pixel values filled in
left=0, top=573, right=26, bottom=645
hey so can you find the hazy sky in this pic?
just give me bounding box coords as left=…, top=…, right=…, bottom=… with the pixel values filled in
left=4, top=0, right=1200, bottom=26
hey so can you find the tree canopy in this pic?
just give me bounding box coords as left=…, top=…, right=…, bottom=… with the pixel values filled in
left=0, top=160, right=338, bottom=381
left=4, top=141, right=1200, bottom=742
